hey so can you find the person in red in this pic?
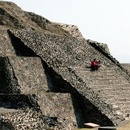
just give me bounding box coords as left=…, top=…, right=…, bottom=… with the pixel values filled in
left=90, top=59, right=100, bottom=71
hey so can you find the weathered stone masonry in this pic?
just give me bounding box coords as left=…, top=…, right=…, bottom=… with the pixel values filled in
left=1, top=1, right=130, bottom=129
left=9, top=29, right=126, bottom=125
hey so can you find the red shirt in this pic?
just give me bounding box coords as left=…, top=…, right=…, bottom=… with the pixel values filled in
left=91, top=60, right=97, bottom=66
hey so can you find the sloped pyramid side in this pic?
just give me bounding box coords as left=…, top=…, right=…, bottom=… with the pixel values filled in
left=9, top=29, right=130, bottom=125
left=1, top=1, right=130, bottom=129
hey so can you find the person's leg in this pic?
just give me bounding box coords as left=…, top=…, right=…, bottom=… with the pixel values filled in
left=97, top=65, right=100, bottom=70
left=91, top=65, right=95, bottom=71
left=93, top=65, right=97, bottom=71
left=95, top=65, right=98, bottom=70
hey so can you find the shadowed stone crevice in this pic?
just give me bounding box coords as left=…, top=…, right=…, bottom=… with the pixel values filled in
left=0, top=120, right=15, bottom=130
left=0, top=57, right=20, bottom=93
left=41, top=60, right=114, bottom=128
left=41, top=60, right=74, bottom=93
left=27, top=94, right=41, bottom=112
left=71, top=93, right=84, bottom=128
left=0, top=94, right=40, bottom=111
left=8, top=30, right=37, bottom=56
left=0, top=57, right=8, bottom=93
left=41, top=61, right=85, bottom=127
left=6, top=57, right=21, bottom=93
left=40, top=115, right=63, bottom=129
left=71, top=92, right=114, bottom=128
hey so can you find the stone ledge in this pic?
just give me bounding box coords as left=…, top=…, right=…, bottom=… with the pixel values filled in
left=98, top=126, right=117, bottom=130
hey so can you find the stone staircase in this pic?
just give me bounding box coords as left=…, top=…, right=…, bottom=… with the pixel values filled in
left=1, top=2, right=130, bottom=128
left=9, top=29, right=130, bottom=126
left=0, top=29, right=130, bottom=129
left=73, top=65, right=130, bottom=123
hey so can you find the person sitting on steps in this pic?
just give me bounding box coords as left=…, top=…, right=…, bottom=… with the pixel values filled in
left=90, top=59, right=101, bottom=71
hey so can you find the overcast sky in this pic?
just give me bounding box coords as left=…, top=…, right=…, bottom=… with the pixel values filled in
left=2, top=0, right=130, bottom=63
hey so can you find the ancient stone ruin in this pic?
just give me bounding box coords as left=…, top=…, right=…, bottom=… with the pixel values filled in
left=0, top=1, right=130, bottom=130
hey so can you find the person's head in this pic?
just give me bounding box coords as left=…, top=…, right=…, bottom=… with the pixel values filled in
left=98, top=60, right=100, bottom=63
left=94, top=58, right=96, bottom=61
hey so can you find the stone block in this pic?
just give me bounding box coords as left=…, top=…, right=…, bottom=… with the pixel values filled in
left=98, top=126, right=117, bottom=130
left=9, top=57, right=48, bottom=94
left=0, top=30, right=16, bottom=56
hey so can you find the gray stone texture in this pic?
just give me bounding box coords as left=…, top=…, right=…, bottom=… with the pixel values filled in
left=0, top=54, right=77, bottom=130
left=87, top=39, right=110, bottom=54
left=0, top=57, right=20, bottom=93
left=38, top=92, right=77, bottom=130
left=10, top=29, right=130, bottom=125
left=1, top=108, right=44, bottom=130
left=0, top=30, right=15, bottom=56
left=53, top=22, right=84, bottom=39
left=8, top=57, right=48, bottom=94
left=6, top=56, right=77, bottom=129
left=1, top=1, right=130, bottom=129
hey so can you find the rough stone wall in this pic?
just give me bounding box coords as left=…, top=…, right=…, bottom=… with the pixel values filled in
left=0, top=29, right=78, bottom=129
left=25, top=12, right=71, bottom=36
left=38, top=92, right=77, bottom=130
left=10, top=29, right=115, bottom=67
left=87, top=39, right=130, bottom=81
left=8, top=57, right=48, bottom=94
left=10, top=30, right=122, bottom=125
left=11, top=29, right=130, bottom=125
left=0, top=1, right=44, bottom=31
left=7, top=56, right=77, bottom=129
left=1, top=1, right=130, bottom=129
left=0, top=1, right=72, bottom=37
left=0, top=30, right=15, bottom=56
left=53, top=22, right=84, bottom=39
left=0, top=57, right=8, bottom=93
left=0, top=92, right=45, bottom=129
left=87, top=39, right=110, bottom=54
left=1, top=108, right=44, bottom=130
left=0, top=57, right=20, bottom=93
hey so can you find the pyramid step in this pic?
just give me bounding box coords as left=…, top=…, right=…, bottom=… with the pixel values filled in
left=86, top=75, right=127, bottom=80
left=87, top=78, right=128, bottom=85
left=113, top=100, right=130, bottom=105
left=75, top=71, right=127, bottom=81
left=93, top=87, right=130, bottom=96
left=90, top=83, right=130, bottom=90
left=118, top=103, right=130, bottom=109
left=121, top=109, right=130, bottom=115
left=106, top=97, right=130, bottom=104
left=0, top=107, right=19, bottom=114
left=109, top=101, right=130, bottom=112
left=77, top=71, right=120, bottom=78
left=93, top=85, right=130, bottom=91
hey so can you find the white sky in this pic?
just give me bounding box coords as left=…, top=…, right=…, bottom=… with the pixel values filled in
left=2, top=0, right=130, bottom=63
